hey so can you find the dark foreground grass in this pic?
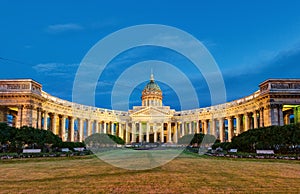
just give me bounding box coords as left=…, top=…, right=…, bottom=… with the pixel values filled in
left=0, top=152, right=299, bottom=193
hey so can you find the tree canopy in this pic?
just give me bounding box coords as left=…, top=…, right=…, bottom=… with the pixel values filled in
left=0, top=123, right=84, bottom=153
left=178, top=133, right=216, bottom=146
left=230, top=124, right=300, bottom=154
left=85, top=133, right=125, bottom=147
left=213, top=124, right=300, bottom=154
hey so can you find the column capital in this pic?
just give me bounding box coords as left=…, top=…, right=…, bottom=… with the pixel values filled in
left=227, top=116, right=234, bottom=120
left=50, top=112, right=57, bottom=117
left=24, top=104, right=34, bottom=110
left=36, top=107, right=43, bottom=111
left=17, top=105, right=24, bottom=109
left=59, top=114, right=67, bottom=119
left=265, top=104, right=272, bottom=110
left=270, top=103, right=283, bottom=109
left=235, top=114, right=242, bottom=118
left=246, top=112, right=252, bottom=117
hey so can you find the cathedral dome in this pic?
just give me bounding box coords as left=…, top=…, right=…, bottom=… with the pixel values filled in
left=143, top=74, right=161, bottom=93
left=141, top=74, right=163, bottom=107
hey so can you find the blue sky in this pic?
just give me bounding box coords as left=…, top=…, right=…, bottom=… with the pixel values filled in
left=1, top=1, right=300, bottom=110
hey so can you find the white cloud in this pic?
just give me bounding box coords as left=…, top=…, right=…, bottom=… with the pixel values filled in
left=32, top=63, right=78, bottom=76
left=33, top=63, right=58, bottom=72
left=46, top=23, right=83, bottom=33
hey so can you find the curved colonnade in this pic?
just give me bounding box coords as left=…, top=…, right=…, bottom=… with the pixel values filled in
left=0, top=79, right=300, bottom=143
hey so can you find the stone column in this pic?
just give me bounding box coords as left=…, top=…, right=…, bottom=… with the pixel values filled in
left=167, top=122, right=172, bottom=143
left=146, top=122, right=150, bottom=143
left=78, top=118, right=84, bottom=142
left=99, top=122, right=102, bottom=133
left=154, top=124, right=158, bottom=142
left=22, top=105, right=35, bottom=127
left=107, top=122, right=110, bottom=134
left=43, top=111, right=48, bottom=130
left=68, top=117, right=75, bottom=142
left=86, top=119, right=92, bottom=137
left=139, top=122, right=143, bottom=143
left=228, top=117, right=234, bottom=142
left=271, top=104, right=279, bottom=126
left=188, top=122, right=192, bottom=134
left=122, top=123, right=125, bottom=138
left=186, top=122, right=190, bottom=134
left=10, top=111, right=16, bottom=128
left=196, top=121, right=200, bottom=134
left=278, top=105, right=284, bottom=126
left=191, top=122, right=195, bottom=134
left=236, top=115, right=241, bottom=135
left=161, top=123, right=164, bottom=143
left=99, top=121, right=103, bottom=133
left=181, top=122, right=185, bottom=137
left=25, top=106, right=36, bottom=128
left=37, top=108, right=42, bottom=129
left=51, top=113, right=58, bottom=135
left=211, top=119, right=216, bottom=136
left=16, top=105, right=23, bottom=128
left=132, top=122, right=136, bottom=143
left=32, top=107, right=38, bottom=128
left=95, top=121, right=99, bottom=134
left=125, top=122, right=130, bottom=143
left=119, top=123, right=123, bottom=139
left=244, top=113, right=250, bottom=132
left=264, top=105, right=271, bottom=127
left=219, top=118, right=225, bottom=142
left=203, top=120, right=208, bottom=134
left=268, top=104, right=283, bottom=126
left=284, top=113, right=290, bottom=125
left=253, top=111, right=258, bottom=129
left=103, top=122, right=107, bottom=134
left=111, top=122, right=115, bottom=135
left=0, top=106, right=7, bottom=124
left=60, top=116, right=66, bottom=141
left=259, top=108, right=264, bottom=127
left=174, top=122, right=178, bottom=143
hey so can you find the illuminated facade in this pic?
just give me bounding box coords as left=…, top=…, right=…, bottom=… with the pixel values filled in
left=0, top=77, right=300, bottom=143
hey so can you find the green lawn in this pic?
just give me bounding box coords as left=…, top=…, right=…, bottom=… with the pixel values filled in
left=0, top=152, right=299, bottom=193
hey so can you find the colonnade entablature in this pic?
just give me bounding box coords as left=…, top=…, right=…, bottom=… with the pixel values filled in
left=1, top=78, right=300, bottom=143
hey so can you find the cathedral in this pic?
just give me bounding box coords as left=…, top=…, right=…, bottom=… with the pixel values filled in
left=0, top=76, right=300, bottom=143
left=129, top=73, right=176, bottom=143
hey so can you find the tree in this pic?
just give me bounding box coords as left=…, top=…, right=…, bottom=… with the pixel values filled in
left=0, top=123, right=63, bottom=153
left=85, top=133, right=125, bottom=148
left=178, top=133, right=216, bottom=147
left=230, top=124, right=300, bottom=154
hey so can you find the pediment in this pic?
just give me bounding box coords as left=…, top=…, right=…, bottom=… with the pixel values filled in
left=130, top=106, right=172, bottom=117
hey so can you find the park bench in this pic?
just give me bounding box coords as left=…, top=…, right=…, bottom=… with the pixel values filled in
left=74, top=147, right=85, bottom=151
left=61, top=148, right=70, bottom=152
left=256, top=150, right=274, bottom=155
left=22, top=149, right=41, bottom=153
left=228, top=149, right=238, bottom=153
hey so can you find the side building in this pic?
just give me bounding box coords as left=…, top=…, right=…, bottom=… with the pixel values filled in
left=0, top=76, right=300, bottom=143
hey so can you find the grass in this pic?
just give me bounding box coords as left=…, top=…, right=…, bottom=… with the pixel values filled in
left=0, top=152, right=299, bottom=193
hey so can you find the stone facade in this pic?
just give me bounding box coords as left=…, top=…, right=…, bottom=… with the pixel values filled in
left=0, top=78, right=300, bottom=143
